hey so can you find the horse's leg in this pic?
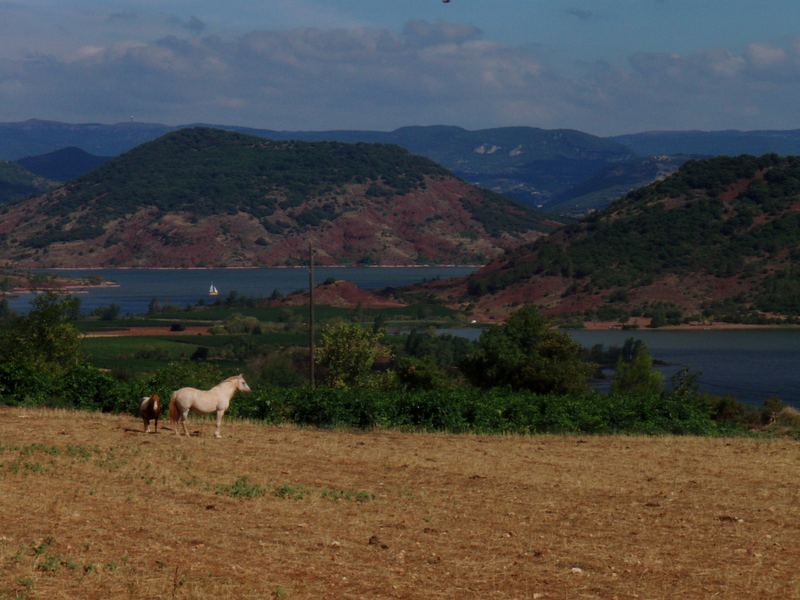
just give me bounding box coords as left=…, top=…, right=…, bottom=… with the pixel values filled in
left=181, top=409, right=191, bottom=436
left=143, top=417, right=150, bottom=434
left=174, top=410, right=183, bottom=436
left=154, top=415, right=158, bottom=433
left=214, top=409, right=224, bottom=438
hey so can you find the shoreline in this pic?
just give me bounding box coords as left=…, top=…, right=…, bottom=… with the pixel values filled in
left=30, top=264, right=484, bottom=271
left=578, top=320, right=800, bottom=331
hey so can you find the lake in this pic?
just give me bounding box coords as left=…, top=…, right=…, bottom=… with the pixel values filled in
left=442, top=327, right=800, bottom=407
left=7, top=267, right=476, bottom=316
left=9, top=269, right=799, bottom=406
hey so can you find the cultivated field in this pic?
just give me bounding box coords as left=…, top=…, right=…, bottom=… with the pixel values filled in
left=1, top=408, right=799, bottom=599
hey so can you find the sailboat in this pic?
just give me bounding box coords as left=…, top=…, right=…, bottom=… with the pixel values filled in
left=208, top=283, right=220, bottom=296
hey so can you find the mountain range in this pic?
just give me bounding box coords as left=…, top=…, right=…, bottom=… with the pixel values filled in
left=0, top=120, right=664, bottom=213
left=5, top=120, right=800, bottom=215
left=612, top=130, right=800, bottom=157
left=0, top=128, right=551, bottom=268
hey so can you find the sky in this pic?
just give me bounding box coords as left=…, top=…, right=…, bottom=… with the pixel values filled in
left=1, top=0, right=800, bottom=135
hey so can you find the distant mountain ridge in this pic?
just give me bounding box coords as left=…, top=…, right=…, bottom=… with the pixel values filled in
left=0, top=127, right=552, bottom=268
left=8, top=120, right=800, bottom=215
left=0, top=120, right=644, bottom=211
left=612, top=129, right=800, bottom=157
left=439, top=154, right=800, bottom=324
left=0, top=119, right=170, bottom=161
left=17, top=147, right=111, bottom=182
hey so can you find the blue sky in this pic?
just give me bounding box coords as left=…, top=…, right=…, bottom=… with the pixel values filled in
left=1, top=0, right=800, bottom=134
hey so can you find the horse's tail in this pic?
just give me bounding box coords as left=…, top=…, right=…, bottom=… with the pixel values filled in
left=169, top=392, right=178, bottom=424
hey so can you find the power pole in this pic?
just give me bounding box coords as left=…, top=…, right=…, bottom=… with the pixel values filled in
left=308, top=242, right=315, bottom=389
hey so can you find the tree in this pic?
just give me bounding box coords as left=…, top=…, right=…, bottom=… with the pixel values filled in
left=612, top=341, right=664, bottom=396
left=92, top=303, right=121, bottom=321
left=315, top=321, right=390, bottom=388
left=372, top=312, right=386, bottom=333
left=0, top=298, right=12, bottom=320
left=460, top=305, right=593, bottom=394
left=0, top=292, right=82, bottom=373
left=395, top=356, right=448, bottom=390
left=147, top=297, right=162, bottom=314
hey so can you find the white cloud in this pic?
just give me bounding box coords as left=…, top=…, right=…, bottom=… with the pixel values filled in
left=746, top=42, right=787, bottom=68
left=1, top=21, right=799, bottom=134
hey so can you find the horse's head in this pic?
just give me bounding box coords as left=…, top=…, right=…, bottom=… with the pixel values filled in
left=236, top=374, right=252, bottom=393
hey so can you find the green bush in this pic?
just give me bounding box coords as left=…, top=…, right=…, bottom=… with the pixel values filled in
left=460, top=305, right=594, bottom=394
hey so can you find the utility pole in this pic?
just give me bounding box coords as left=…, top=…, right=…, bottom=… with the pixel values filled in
left=308, top=241, right=315, bottom=389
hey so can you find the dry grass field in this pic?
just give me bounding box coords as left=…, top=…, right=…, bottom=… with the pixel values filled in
left=1, top=407, right=799, bottom=600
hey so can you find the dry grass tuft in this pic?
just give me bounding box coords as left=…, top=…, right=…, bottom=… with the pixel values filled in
left=774, top=406, right=800, bottom=428
left=1, top=407, right=799, bottom=599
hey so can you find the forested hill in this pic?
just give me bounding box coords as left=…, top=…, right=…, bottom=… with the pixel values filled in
left=0, top=161, right=55, bottom=204
left=17, top=147, right=110, bottom=182
left=453, top=154, right=800, bottom=324
left=0, top=128, right=552, bottom=268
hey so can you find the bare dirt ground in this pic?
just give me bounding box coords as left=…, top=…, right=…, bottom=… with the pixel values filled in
left=1, top=408, right=799, bottom=599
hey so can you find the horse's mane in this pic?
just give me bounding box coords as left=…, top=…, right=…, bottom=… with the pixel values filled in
left=222, top=374, right=242, bottom=383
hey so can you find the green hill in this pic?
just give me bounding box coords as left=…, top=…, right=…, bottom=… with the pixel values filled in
left=460, top=154, right=800, bottom=323
left=54, top=127, right=452, bottom=219
left=0, top=128, right=551, bottom=268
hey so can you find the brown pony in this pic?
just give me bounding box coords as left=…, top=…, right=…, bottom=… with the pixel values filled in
left=139, top=394, right=161, bottom=433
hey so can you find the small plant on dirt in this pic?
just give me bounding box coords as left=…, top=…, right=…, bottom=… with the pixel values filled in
left=37, top=554, right=60, bottom=572
left=216, top=477, right=266, bottom=498
left=95, top=448, right=126, bottom=471
left=66, top=445, right=94, bottom=460
left=32, top=538, right=53, bottom=557
left=273, top=484, right=309, bottom=500
left=24, top=462, right=44, bottom=474
left=21, top=444, right=60, bottom=456
left=272, top=585, right=289, bottom=599
left=320, top=488, right=374, bottom=502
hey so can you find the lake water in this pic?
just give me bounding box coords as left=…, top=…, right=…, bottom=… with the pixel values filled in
left=442, top=327, right=800, bottom=407
left=9, top=269, right=799, bottom=406
left=7, top=267, right=475, bottom=316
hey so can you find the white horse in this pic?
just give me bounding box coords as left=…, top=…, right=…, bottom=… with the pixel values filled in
left=169, top=374, right=251, bottom=438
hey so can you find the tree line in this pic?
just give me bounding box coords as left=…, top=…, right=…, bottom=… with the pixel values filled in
left=0, top=294, right=783, bottom=435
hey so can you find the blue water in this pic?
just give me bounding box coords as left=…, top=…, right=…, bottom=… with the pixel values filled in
left=441, top=327, right=800, bottom=406
left=7, top=267, right=475, bottom=316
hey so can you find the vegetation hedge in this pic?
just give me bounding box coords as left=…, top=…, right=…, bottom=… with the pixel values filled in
left=0, top=362, right=722, bottom=436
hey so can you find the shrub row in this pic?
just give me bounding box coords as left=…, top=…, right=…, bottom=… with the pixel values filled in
left=227, top=386, right=721, bottom=435
left=0, top=362, right=725, bottom=436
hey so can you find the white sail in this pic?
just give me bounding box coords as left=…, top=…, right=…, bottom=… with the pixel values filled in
left=209, top=283, right=219, bottom=296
